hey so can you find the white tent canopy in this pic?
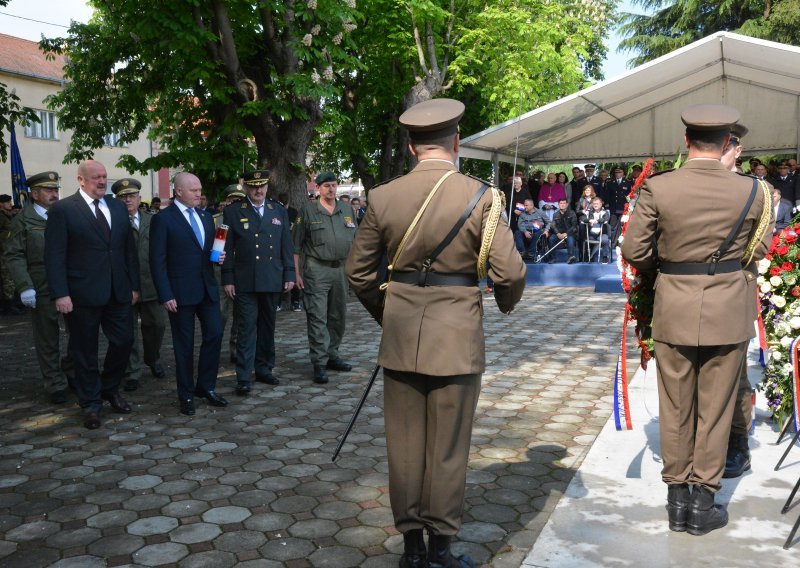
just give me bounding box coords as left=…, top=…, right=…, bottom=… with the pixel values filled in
left=460, top=32, right=800, bottom=167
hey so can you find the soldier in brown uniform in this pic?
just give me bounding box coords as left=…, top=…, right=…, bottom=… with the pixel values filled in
left=622, top=105, right=773, bottom=536
left=346, top=99, right=526, bottom=568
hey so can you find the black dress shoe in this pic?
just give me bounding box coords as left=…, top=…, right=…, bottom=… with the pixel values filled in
left=103, top=393, right=132, bottom=414
left=313, top=365, right=329, bottom=384
left=179, top=399, right=195, bottom=416
left=123, top=379, right=139, bottom=392
left=400, top=529, right=426, bottom=568
left=195, top=389, right=228, bottom=407
left=687, top=485, right=728, bottom=536
left=255, top=373, right=279, bottom=385
left=426, top=534, right=474, bottom=568
left=326, top=358, right=352, bottom=372
left=149, top=364, right=166, bottom=378
left=723, top=434, right=751, bottom=478
left=666, top=483, right=690, bottom=532
left=83, top=412, right=101, bottom=430
left=50, top=389, right=68, bottom=404
left=236, top=384, right=251, bottom=396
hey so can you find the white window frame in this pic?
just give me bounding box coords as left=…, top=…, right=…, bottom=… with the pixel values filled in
left=24, top=109, right=59, bottom=140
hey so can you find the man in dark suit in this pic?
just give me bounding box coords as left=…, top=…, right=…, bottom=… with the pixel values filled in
left=44, top=160, right=139, bottom=429
left=222, top=170, right=295, bottom=396
left=773, top=188, right=793, bottom=232
left=769, top=162, right=795, bottom=205
left=150, top=172, right=228, bottom=416
left=112, top=178, right=167, bottom=392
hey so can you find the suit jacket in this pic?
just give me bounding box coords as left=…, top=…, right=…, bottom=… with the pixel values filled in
left=607, top=178, right=632, bottom=214
left=775, top=198, right=794, bottom=231
left=44, top=191, right=139, bottom=306
left=769, top=175, right=795, bottom=205
left=621, top=160, right=774, bottom=346
left=133, top=212, right=159, bottom=302
left=221, top=198, right=295, bottom=292
left=346, top=160, right=527, bottom=376
left=149, top=203, right=219, bottom=306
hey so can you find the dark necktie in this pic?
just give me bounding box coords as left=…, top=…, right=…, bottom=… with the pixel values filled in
left=93, top=199, right=110, bottom=240
left=130, top=215, right=139, bottom=240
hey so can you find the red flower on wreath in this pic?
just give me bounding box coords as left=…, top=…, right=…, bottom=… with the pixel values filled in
left=782, top=261, right=795, bottom=272
left=771, top=266, right=783, bottom=276
left=777, top=245, right=790, bottom=256
left=785, top=232, right=797, bottom=244
left=792, top=286, right=800, bottom=297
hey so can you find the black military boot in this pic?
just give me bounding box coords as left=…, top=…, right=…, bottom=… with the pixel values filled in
left=686, top=485, right=728, bottom=536
left=425, top=534, right=474, bottom=568
left=399, top=529, right=426, bottom=568
left=723, top=433, right=751, bottom=478
left=666, top=483, right=690, bottom=532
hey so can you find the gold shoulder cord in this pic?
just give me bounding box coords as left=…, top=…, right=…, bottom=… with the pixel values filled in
left=743, top=179, right=773, bottom=266
left=379, top=170, right=457, bottom=293
left=477, top=187, right=503, bottom=280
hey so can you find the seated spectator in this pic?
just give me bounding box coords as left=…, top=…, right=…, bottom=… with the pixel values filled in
left=548, top=198, right=578, bottom=264
left=537, top=172, right=566, bottom=221
left=576, top=185, right=596, bottom=215
left=585, top=197, right=611, bottom=263
left=773, top=188, right=793, bottom=233
left=515, top=199, right=548, bottom=260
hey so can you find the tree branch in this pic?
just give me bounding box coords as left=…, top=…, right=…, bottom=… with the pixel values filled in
left=410, top=10, right=429, bottom=76
left=425, top=22, right=439, bottom=77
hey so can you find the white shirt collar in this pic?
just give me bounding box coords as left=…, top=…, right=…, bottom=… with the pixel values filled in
left=175, top=199, right=194, bottom=215
left=79, top=188, right=104, bottom=206
left=33, top=202, right=48, bottom=219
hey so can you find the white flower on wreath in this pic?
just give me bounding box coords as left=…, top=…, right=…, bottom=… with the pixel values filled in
left=770, top=275, right=783, bottom=287
left=761, top=281, right=773, bottom=293
left=620, top=214, right=629, bottom=223
left=781, top=336, right=793, bottom=348
left=788, top=275, right=798, bottom=286
left=784, top=362, right=795, bottom=374
left=758, top=258, right=771, bottom=274
left=773, top=295, right=787, bottom=308
left=790, top=316, right=800, bottom=329
left=773, top=350, right=783, bottom=361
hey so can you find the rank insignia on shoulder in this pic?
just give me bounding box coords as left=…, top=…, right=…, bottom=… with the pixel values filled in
left=272, top=217, right=281, bottom=225
left=295, top=217, right=302, bottom=225
left=267, top=204, right=273, bottom=209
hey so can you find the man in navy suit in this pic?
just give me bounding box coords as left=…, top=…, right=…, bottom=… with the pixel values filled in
left=150, top=172, right=227, bottom=415
left=44, top=160, right=140, bottom=429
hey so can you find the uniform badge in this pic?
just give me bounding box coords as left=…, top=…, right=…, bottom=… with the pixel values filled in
left=240, top=218, right=249, bottom=230
left=267, top=204, right=273, bottom=210
left=272, top=217, right=282, bottom=226
left=344, top=216, right=356, bottom=228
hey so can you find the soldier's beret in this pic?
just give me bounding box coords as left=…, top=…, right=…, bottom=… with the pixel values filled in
left=242, top=170, right=270, bottom=186
left=0, top=194, right=11, bottom=203
left=224, top=184, right=246, bottom=198
left=111, top=178, right=142, bottom=196
left=730, top=123, right=748, bottom=140
left=681, top=104, right=740, bottom=131
left=26, top=171, right=60, bottom=189
left=400, top=98, right=465, bottom=142
left=314, top=171, right=337, bottom=185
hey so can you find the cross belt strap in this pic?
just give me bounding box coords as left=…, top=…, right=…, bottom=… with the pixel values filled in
left=391, top=271, right=478, bottom=287
left=659, top=260, right=742, bottom=275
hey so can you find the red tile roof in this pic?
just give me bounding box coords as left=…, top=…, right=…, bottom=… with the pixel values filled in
left=0, top=33, right=65, bottom=82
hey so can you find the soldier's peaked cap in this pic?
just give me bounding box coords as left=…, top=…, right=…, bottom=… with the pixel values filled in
left=111, top=178, right=141, bottom=196
left=224, top=184, right=246, bottom=198
left=730, top=123, right=749, bottom=139
left=681, top=104, right=740, bottom=131
left=26, top=171, right=60, bottom=189
left=242, top=170, right=270, bottom=186
left=400, top=98, right=465, bottom=142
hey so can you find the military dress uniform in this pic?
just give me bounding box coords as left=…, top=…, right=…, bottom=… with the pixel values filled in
left=112, top=179, right=167, bottom=391
left=293, top=179, right=356, bottom=380
left=222, top=171, right=294, bottom=394
left=622, top=104, right=773, bottom=536
left=4, top=172, right=71, bottom=400
left=346, top=99, right=526, bottom=566
left=0, top=195, right=18, bottom=312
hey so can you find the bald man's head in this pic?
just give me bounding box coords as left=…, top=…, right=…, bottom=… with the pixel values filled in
left=77, top=160, right=108, bottom=199
left=173, top=172, right=203, bottom=208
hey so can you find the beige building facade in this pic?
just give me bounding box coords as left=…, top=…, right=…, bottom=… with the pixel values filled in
left=0, top=33, right=166, bottom=202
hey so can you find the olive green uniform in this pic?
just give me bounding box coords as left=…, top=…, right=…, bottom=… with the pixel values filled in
left=4, top=204, right=70, bottom=393
left=0, top=210, right=15, bottom=301
left=292, top=200, right=356, bottom=365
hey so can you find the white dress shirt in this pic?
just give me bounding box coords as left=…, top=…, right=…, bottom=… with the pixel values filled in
left=78, top=189, right=112, bottom=228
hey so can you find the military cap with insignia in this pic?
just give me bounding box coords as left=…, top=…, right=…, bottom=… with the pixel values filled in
left=242, top=170, right=270, bottom=187
left=584, top=164, right=595, bottom=170
left=730, top=123, right=748, bottom=141
left=314, top=171, right=337, bottom=184
left=400, top=98, right=465, bottom=142
left=111, top=178, right=142, bottom=197
left=26, top=171, right=60, bottom=189
left=681, top=104, right=741, bottom=131
left=223, top=183, right=246, bottom=198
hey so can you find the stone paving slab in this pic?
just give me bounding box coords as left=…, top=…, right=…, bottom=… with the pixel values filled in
left=523, top=347, right=800, bottom=567
left=0, top=287, right=626, bottom=566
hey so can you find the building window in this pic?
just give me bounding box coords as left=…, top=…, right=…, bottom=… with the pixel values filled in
left=104, top=131, right=128, bottom=148
left=24, top=109, right=58, bottom=140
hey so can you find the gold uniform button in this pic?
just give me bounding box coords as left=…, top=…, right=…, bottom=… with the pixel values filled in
left=256, top=244, right=259, bottom=249
left=256, top=256, right=260, bottom=260
left=254, top=233, right=259, bottom=237
left=269, top=246, right=273, bottom=249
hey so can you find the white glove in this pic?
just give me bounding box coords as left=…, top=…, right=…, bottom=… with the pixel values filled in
left=20, top=289, right=36, bottom=309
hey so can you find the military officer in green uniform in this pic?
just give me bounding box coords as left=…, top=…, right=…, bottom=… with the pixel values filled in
left=0, top=193, right=22, bottom=315
left=4, top=172, right=71, bottom=403
left=215, top=183, right=246, bottom=363
left=222, top=170, right=295, bottom=395
left=112, top=178, right=167, bottom=391
left=293, top=171, right=356, bottom=383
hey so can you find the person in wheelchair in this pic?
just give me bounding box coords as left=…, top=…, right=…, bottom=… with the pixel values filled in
left=548, top=198, right=578, bottom=263
left=584, top=197, right=611, bottom=263
left=514, top=199, right=549, bottom=260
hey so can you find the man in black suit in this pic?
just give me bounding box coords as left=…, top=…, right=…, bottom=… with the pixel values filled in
left=150, top=172, right=227, bottom=416
left=773, top=188, right=793, bottom=232
left=769, top=162, right=796, bottom=206
left=222, top=170, right=295, bottom=396
left=44, top=160, right=139, bottom=429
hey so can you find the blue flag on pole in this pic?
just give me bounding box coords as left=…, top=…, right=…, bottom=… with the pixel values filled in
left=9, top=123, right=27, bottom=207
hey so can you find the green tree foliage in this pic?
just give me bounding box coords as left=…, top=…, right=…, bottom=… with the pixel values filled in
left=619, top=0, right=800, bottom=68
left=41, top=0, right=358, bottom=203
left=312, top=0, right=614, bottom=190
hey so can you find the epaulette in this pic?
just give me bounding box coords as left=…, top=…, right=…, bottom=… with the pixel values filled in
left=648, top=168, right=673, bottom=178
left=465, top=173, right=495, bottom=187
left=735, top=171, right=757, bottom=179
left=369, top=175, right=402, bottom=192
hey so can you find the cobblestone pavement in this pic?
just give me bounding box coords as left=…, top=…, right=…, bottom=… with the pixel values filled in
left=0, top=287, right=626, bottom=567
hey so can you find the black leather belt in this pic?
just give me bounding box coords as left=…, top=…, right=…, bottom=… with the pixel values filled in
left=659, top=260, right=741, bottom=275
left=309, top=257, right=342, bottom=268
left=392, top=271, right=478, bottom=287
